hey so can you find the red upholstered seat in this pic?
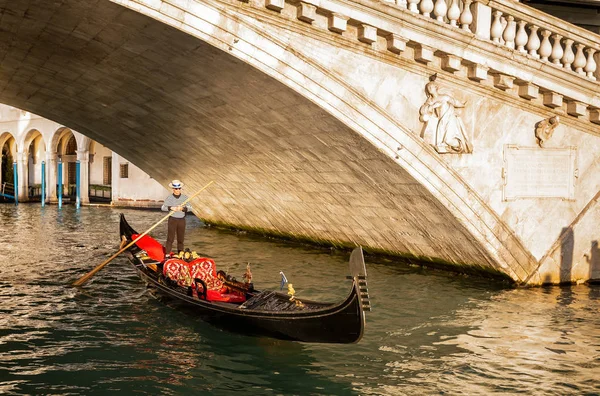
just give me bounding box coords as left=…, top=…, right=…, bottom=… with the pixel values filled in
left=189, top=259, right=224, bottom=290
left=163, top=257, right=246, bottom=303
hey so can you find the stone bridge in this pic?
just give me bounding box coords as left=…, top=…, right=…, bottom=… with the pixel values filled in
left=1, top=0, right=599, bottom=285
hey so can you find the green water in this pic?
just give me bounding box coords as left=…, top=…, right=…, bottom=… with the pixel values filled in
left=0, top=205, right=599, bottom=395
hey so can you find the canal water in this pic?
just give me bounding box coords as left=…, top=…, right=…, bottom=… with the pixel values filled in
left=1, top=204, right=599, bottom=395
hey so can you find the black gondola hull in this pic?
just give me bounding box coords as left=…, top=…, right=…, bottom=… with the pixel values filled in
left=120, top=214, right=369, bottom=343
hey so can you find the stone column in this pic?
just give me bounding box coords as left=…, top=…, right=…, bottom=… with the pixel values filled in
left=111, top=152, right=120, bottom=205
left=46, top=152, right=58, bottom=203
left=16, top=151, right=28, bottom=202
left=76, top=149, right=90, bottom=204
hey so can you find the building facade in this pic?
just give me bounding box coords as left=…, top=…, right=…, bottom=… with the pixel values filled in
left=0, top=104, right=167, bottom=207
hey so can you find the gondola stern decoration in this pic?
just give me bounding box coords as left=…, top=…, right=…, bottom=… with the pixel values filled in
left=347, top=246, right=371, bottom=312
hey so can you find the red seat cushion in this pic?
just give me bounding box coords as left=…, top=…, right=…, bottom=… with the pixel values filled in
left=206, top=290, right=246, bottom=303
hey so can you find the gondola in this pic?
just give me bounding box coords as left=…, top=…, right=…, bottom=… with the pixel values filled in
left=119, top=214, right=371, bottom=343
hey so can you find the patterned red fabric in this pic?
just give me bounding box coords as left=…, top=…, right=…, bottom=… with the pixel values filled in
left=163, top=259, right=194, bottom=287
left=132, top=234, right=165, bottom=261
left=189, top=259, right=224, bottom=291
left=162, top=257, right=245, bottom=303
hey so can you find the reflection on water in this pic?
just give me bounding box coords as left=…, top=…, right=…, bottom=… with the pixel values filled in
left=0, top=204, right=599, bottom=395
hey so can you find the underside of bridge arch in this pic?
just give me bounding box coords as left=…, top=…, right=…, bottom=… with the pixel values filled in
left=0, top=0, right=545, bottom=282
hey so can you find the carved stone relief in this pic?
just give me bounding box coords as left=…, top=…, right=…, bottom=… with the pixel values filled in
left=534, top=115, right=560, bottom=148
left=419, top=74, right=473, bottom=154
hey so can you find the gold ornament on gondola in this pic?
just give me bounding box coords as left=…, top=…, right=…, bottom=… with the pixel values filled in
left=243, top=263, right=252, bottom=284
left=287, top=283, right=305, bottom=308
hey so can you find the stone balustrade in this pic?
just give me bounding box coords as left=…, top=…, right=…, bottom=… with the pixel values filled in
left=385, top=0, right=599, bottom=82
left=485, top=0, right=599, bottom=81
left=226, top=0, right=600, bottom=126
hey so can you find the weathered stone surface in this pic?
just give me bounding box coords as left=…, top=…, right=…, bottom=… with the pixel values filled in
left=297, top=2, right=316, bottom=23
left=493, top=74, right=514, bottom=90
left=567, top=101, right=587, bottom=117
left=467, top=64, right=488, bottom=81
left=385, top=34, right=407, bottom=54
left=266, top=0, right=285, bottom=12
left=543, top=92, right=563, bottom=108
left=518, top=83, right=539, bottom=100
left=328, top=13, right=348, bottom=33
left=358, top=24, right=377, bottom=44
left=591, top=109, right=600, bottom=124
left=414, top=45, right=434, bottom=64
left=441, top=55, right=461, bottom=73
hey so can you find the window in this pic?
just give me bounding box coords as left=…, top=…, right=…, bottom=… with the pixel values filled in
left=103, top=157, right=112, bottom=185
left=120, top=163, right=129, bottom=179
left=66, top=136, right=77, bottom=155
left=68, top=162, right=77, bottom=184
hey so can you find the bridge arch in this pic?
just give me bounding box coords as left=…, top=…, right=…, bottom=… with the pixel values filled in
left=20, top=129, right=45, bottom=193
left=109, top=0, right=534, bottom=280
left=3, top=0, right=599, bottom=283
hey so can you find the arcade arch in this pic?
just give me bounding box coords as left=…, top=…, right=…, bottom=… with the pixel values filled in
left=21, top=129, right=46, bottom=199
left=0, top=133, right=16, bottom=194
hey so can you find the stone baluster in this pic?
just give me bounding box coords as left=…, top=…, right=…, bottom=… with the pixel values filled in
left=562, top=38, right=575, bottom=70
left=573, top=43, right=587, bottom=74
left=550, top=34, right=564, bottom=65
left=420, top=0, right=434, bottom=17
left=407, top=0, right=420, bottom=13
left=490, top=10, right=503, bottom=43
left=514, top=20, right=527, bottom=53
left=499, top=16, right=507, bottom=44
left=526, top=25, right=540, bottom=58
left=447, top=0, right=460, bottom=27
left=396, top=0, right=408, bottom=7
left=433, top=0, right=447, bottom=21
left=459, top=0, right=473, bottom=31
left=538, top=30, right=552, bottom=61
left=502, top=15, right=516, bottom=49
left=584, top=48, right=597, bottom=80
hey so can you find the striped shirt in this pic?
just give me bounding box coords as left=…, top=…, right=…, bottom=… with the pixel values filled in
left=161, top=194, right=192, bottom=218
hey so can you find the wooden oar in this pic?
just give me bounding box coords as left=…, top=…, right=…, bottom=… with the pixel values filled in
left=72, top=180, right=215, bottom=287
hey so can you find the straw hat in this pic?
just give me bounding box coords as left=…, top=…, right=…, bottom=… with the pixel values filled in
left=169, top=179, right=184, bottom=189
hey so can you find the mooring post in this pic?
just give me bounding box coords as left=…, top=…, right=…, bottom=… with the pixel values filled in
left=12, top=162, right=18, bottom=206
left=58, top=159, right=63, bottom=209
left=41, top=161, right=46, bottom=208
left=76, top=160, right=81, bottom=210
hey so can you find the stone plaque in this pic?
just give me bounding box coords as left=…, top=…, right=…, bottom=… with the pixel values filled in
left=503, top=145, right=577, bottom=200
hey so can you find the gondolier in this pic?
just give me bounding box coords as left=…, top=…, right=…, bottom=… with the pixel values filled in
left=162, top=179, right=192, bottom=256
